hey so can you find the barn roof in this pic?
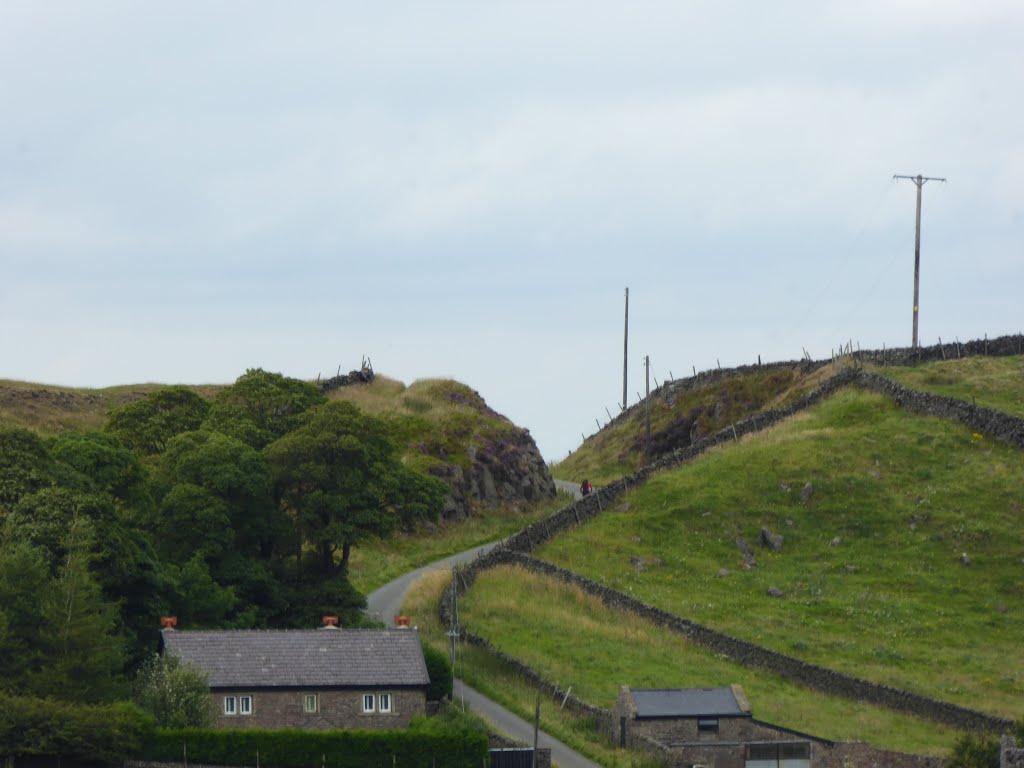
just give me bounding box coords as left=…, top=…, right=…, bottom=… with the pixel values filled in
left=629, top=687, right=751, bottom=719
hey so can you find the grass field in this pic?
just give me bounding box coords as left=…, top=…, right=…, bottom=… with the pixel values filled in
left=401, top=570, right=663, bottom=768
left=348, top=489, right=574, bottom=593
left=457, top=565, right=960, bottom=755
left=873, top=355, right=1024, bottom=419
left=535, top=389, right=1024, bottom=720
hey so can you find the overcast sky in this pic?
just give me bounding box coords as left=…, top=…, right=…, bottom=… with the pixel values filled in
left=2, top=1, right=1022, bottom=461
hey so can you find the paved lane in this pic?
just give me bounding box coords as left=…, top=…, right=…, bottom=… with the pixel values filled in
left=365, top=532, right=601, bottom=768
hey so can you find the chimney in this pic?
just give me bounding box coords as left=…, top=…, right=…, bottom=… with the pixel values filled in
left=320, top=615, right=339, bottom=629
left=394, top=615, right=411, bottom=628
left=160, top=616, right=177, bottom=630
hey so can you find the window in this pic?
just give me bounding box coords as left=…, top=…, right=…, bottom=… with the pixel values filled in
left=304, top=694, right=319, bottom=714
left=223, top=696, right=236, bottom=716
left=362, top=694, right=375, bottom=713
left=378, top=693, right=392, bottom=713
left=239, top=695, right=253, bottom=715
left=697, top=717, right=719, bottom=733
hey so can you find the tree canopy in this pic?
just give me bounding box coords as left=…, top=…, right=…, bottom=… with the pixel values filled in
left=203, top=368, right=325, bottom=450
left=265, top=401, right=446, bottom=574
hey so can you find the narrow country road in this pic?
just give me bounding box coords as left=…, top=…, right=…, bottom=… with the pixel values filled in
left=365, top=478, right=600, bottom=768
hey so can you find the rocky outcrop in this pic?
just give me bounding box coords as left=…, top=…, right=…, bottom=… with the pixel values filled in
left=434, top=420, right=556, bottom=520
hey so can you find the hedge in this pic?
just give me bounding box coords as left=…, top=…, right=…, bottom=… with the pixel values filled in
left=0, top=695, right=151, bottom=765
left=141, top=722, right=488, bottom=768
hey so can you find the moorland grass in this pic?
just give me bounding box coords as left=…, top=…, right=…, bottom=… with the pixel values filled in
left=873, top=355, right=1024, bottom=419
left=536, top=389, right=1024, bottom=719
left=0, top=379, right=220, bottom=435
left=458, top=565, right=960, bottom=755
left=553, top=365, right=829, bottom=486
left=400, top=570, right=663, bottom=768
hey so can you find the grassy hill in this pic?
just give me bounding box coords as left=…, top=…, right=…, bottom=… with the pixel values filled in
left=0, top=379, right=219, bottom=435
left=554, top=363, right=836, bottom=485
left=456, top=355, right=1024, bottom=755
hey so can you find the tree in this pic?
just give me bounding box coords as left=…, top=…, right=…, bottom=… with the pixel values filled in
left=0, top=428, right=54, bottom=515
left=132, top=652, right=212, bottom=728
left=264, top=401, right=446, bottom=575
left=4, top=487, right=165, bottom=671
left=106, top=386, right=209, bottom=455
left=156, top=430, right=285, bottom=558
left=204, top=368, right=325, bottom=451
left=50, top=431, right=151, bottom=511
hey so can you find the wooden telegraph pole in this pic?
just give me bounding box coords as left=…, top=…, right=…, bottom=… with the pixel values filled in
left=622, top=288, right=629, bottom=411
left=894, top=174, right=945, bottom=348
left=644, top=355, right=651, bottom=458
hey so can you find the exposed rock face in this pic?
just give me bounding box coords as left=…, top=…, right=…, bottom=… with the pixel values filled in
left=424, top=389, right=556, bottom=519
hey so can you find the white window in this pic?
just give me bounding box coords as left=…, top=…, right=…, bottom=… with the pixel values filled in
left=304, top=694, right=318, bottom=713
left=224, top=696, right=236, bottom=715
left=378, top=693, right=392, bottom=713
left=239, top=695, right=253, bottom=715
left=362, top=694, right=375, bottom=713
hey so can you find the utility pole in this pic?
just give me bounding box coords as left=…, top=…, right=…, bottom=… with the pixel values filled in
left=894, top=173, right=946, bottom=348
left=447, top=566, right=458, bottom=682
left=622, top=288, right=629, bottom=411
left=644, top=355, right=651, bottom=459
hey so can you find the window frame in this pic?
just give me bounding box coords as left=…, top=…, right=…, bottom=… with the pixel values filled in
left=304, top=693, right=319, bottom=714
left=239, top=695, right=253, bottom=715
left=362, top=693, right=375, bottom=713
left=378, top=692, right=392, bottom=713
left=223, top=696, right=237, bottom=716
left=697, top=717, right=719, bottom=733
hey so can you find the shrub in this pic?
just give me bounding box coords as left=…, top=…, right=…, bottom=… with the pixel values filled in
left=422, top=643, right=454, bottom=701
left=0, top=694, right=151, bottom=765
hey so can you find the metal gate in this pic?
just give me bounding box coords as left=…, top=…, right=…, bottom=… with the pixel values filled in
left=489, top=747, right=535, bottom=768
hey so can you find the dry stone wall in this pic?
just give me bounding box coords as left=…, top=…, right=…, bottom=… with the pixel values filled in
left=441, top=335, right=1024, bottom=737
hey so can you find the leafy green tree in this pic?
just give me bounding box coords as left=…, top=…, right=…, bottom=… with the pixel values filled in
left=203, top=368, right=325, bottom=450
left=265, top=401, right=446, bottom=575
left=4, top=488, right=165, bottom=670
left=0, top=428, right=54, bottom=515
left=50, top=431, right=151, bottom=511
left=156, top=430, right=285, bottom=557
left=132, top=652, right=212, bottom=728
left=0, top=543, right=53, bottom=693
left=106, top=386, right=209, bottom=455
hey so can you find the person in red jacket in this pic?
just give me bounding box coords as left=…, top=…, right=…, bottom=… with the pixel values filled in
left=580, top=479, right=592, bottom=496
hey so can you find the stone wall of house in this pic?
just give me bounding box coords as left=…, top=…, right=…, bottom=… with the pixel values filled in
left=209, top=688, right=425, bottom=730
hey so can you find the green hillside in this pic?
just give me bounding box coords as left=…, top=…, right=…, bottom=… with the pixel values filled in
left=553, top=363, right=836, bottom=485
left=519, top=389, right=1024, bottom=715
left=874, top=355, right=1024, bottom=419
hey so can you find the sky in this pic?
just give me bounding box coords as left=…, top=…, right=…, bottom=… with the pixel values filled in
left=2, top=1, right=1022, bottom=461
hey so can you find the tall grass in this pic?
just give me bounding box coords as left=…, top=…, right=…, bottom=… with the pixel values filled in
left=874, top=355, right=1024, bottom=419
left=537, top=389, right=1024, bottom=719
left=459, top=565, right=959, bottom=755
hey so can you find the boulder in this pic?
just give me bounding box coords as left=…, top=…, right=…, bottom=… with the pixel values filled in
left=760, top=528, right=784, bottom=552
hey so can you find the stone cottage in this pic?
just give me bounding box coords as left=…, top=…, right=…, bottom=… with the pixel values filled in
left=160, top=623, right=430, bottom=730
left=613, top=685, right=827, bottom=768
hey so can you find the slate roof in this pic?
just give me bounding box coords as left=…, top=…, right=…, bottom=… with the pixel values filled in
left=161, top=628, right=429, bottom=689
left=630, top=687, right=750, bottom=719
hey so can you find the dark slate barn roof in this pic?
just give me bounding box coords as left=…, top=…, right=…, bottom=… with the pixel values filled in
left=161, top=628, right=429, bottom=689
left=630, top=687, right=750, bottom=719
